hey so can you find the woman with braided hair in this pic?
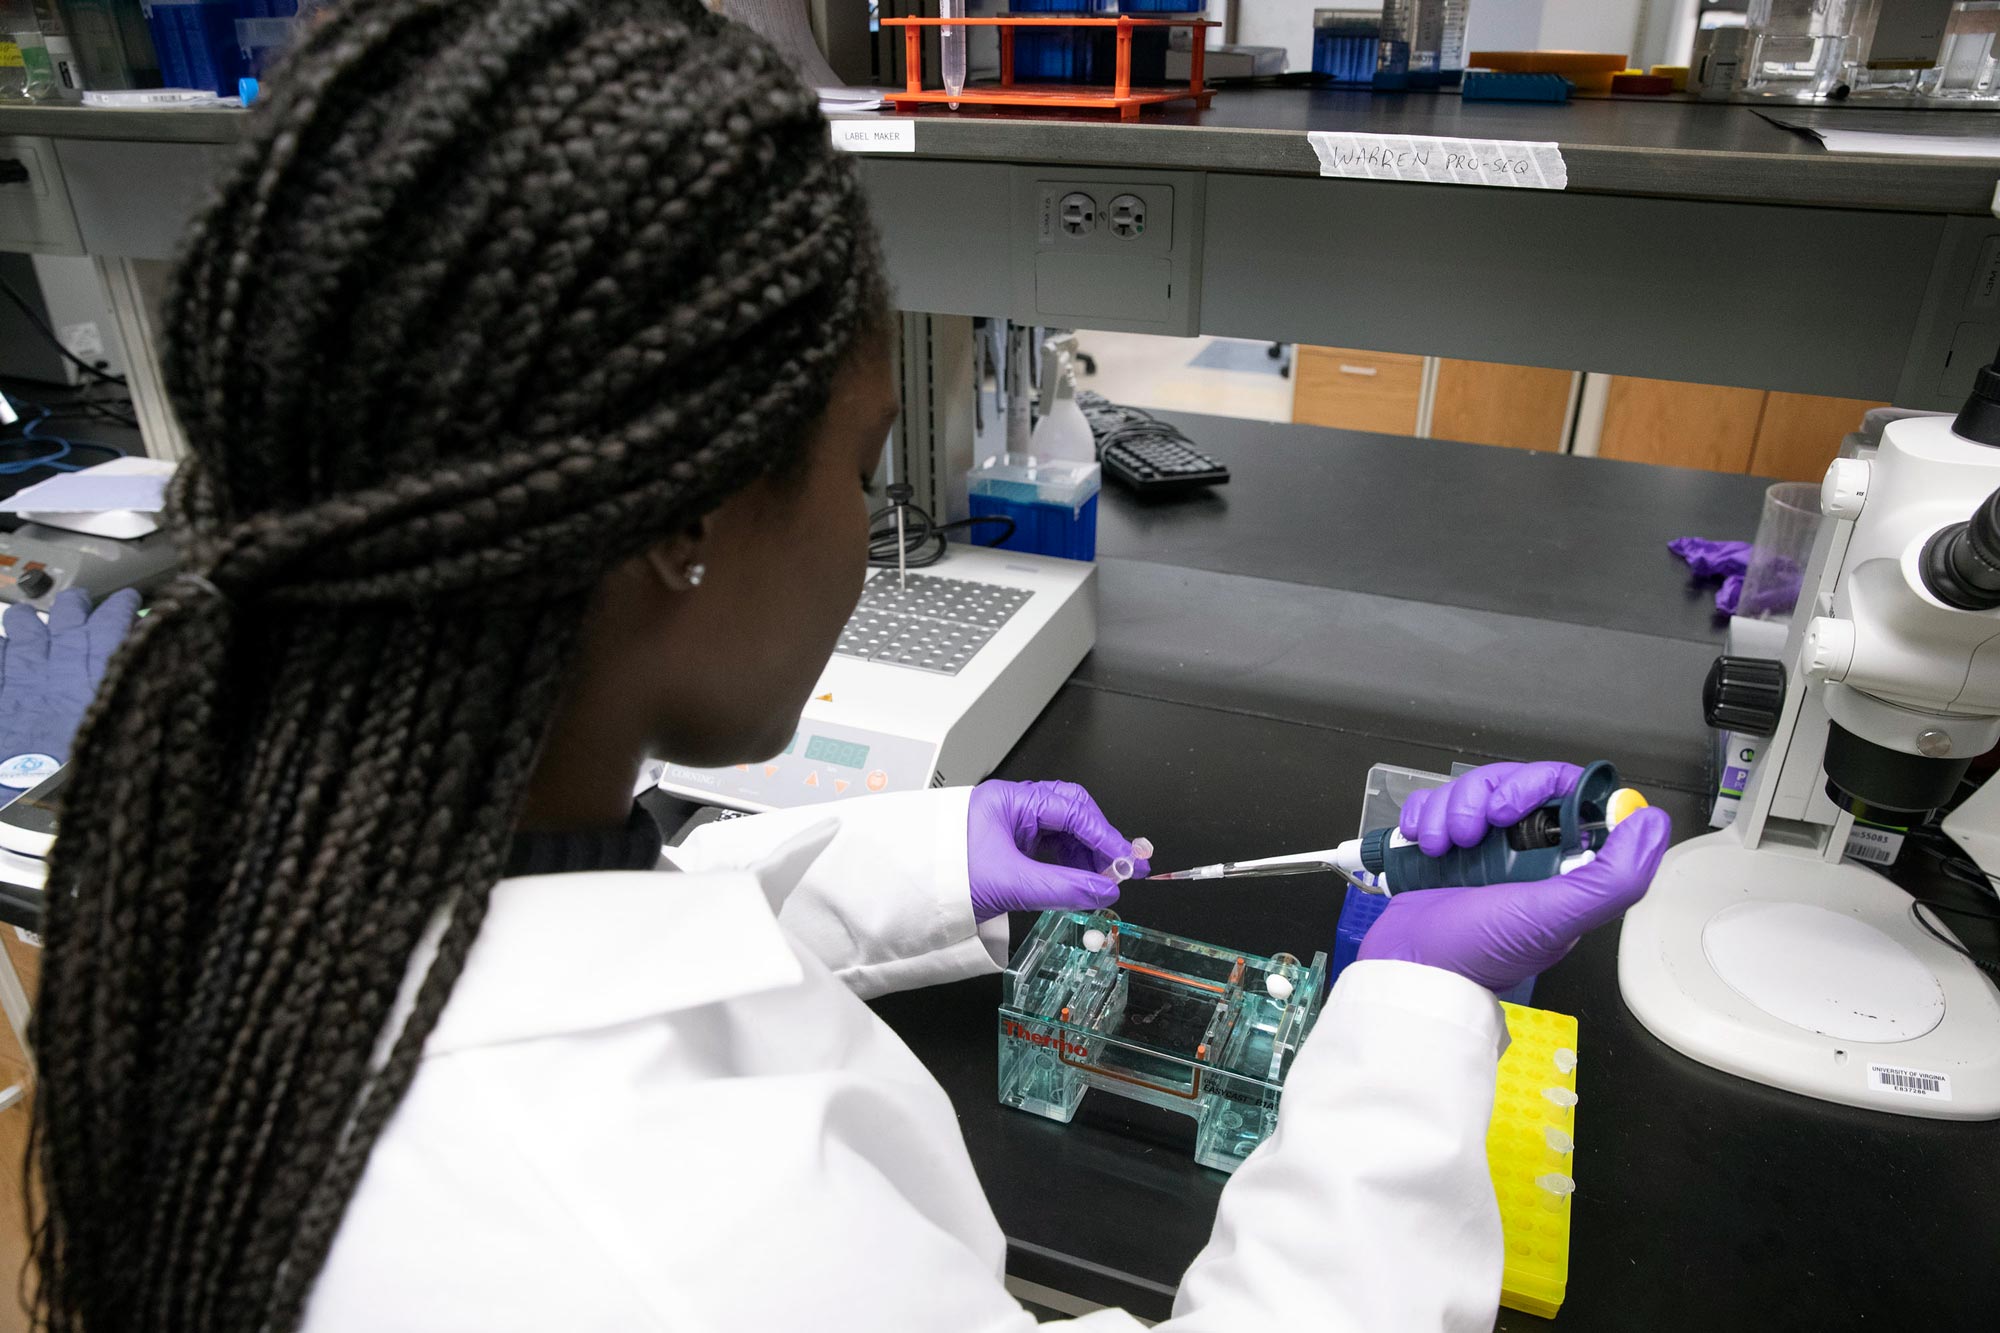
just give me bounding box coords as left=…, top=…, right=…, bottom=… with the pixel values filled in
left=27, top=1, right=1672, bottom=1330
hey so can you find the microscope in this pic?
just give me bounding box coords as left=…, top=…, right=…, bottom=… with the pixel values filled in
left=1618, top=355, right=2000, bottom=1120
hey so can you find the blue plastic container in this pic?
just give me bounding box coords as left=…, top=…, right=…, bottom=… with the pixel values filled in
left=1312, top=11, right=1379, bottom=85
left=1012, top=0, right=1107, bottom=84
left=1009, top=0, right=1187, bottom=87
left=967, top=454, right=1100, bottom=562
left=1331, top=882, right=1536, bottom=1007
left=1460, top=70, right=1571, bottom=103
left=145, top=0, right=256, bottom=96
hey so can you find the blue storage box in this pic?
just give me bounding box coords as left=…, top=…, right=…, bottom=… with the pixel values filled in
left=1312, top=10, right=1379, bottom=85
left=145, top=0, right=255, bottom=96
left=967, top=453, right=1100, bottom=562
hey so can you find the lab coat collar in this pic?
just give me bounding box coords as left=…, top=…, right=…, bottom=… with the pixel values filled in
left=421, top=822, right=840, bottom=1055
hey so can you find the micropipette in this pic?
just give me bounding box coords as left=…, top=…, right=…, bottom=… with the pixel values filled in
left=1147, top=845, right=1384, bottom=893
left=1148, top=764, right=1647, bottom=896
left=940, top=0, right=966, bottom=109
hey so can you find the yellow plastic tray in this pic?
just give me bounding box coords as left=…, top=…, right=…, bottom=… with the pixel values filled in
left=1489, top=1002, right=1579, bottom=1319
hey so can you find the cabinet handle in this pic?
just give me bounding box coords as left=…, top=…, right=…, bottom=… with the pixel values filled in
left=1337, top=364, right=1377, bottom=377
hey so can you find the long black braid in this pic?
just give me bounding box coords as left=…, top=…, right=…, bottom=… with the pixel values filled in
left=28, top=3, right=887, bottom=1329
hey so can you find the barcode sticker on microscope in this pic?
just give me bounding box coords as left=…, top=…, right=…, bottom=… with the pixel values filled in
left=1868, top=1065, right=1952, bottom=1102
left=1844, top=824, right=1905, bottom=866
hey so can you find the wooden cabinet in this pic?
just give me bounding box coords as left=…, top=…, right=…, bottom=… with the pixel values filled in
left=1597, top=378, right=1887, bottom=479
left=1289, top=346, right=1887, bottom=478
left=1430, top=359, right=1575, bottom=453
left=1751, top=391, right=1888, bottom=482
left=1598, top=377, right=1766, bottom=471
left=1293, top=348, right=1572, bottom=450
left=1291, top=345, right=1423, bottom=435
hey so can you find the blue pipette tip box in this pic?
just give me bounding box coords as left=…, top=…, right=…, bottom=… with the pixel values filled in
left=1460, top=71, right=1572, bottom=103
left=967, top=453, right=1100, bottom=562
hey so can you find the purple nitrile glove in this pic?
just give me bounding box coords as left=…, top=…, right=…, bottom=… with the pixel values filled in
left=967, top=780, right=1151, bottom=922
left=1715, top=572, right=1746, bottom=615
left=1668, top=537, right=1752, bottom=582
left=1358, top=806, right=1672, bottom=991
left=0, top=587, right=140, bottom=799
left=1397, top=760, right=1586, bottom=858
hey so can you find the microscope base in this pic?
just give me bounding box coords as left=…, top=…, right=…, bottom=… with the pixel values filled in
left=1619, top=828, right=2000, bottom=1120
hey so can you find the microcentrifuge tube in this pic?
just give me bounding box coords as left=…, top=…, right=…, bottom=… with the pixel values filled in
left=1552, top=1047, right=1578, bottom=1074
left=1541, top=1086, right=1579, bottom=1108
left=1132, top=837, right=1154, bottom=860
left=1535, top=1173, right=1576, bottom=1211
left=1543, top=1126, right=1574, bottom=1154
left=1105, top=856, right=1135, bottom=882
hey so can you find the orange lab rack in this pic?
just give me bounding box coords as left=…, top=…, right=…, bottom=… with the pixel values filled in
left=879, top=16, right=1216, bottom=121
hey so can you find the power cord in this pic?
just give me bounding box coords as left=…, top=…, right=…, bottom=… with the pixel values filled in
left=0, top=274, right=128, bottom=386
left=867, top=486, right=1015, bottom=570
left=1904, top=820, right=2000, bottom=980
left=0, top=401, right=124, bottom=476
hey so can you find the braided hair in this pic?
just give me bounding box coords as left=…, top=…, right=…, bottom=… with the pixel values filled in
left=28, top=2, right=887, bottom=1329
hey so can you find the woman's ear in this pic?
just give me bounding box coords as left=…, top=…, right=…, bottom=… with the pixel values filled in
left=642, top=520, right=710, bottom=593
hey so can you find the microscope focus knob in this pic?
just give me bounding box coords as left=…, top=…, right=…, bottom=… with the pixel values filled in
left=1802, top=617, right=1856, bottom=683
left=1703, top=655, right=1786, bottom=735
left=1821, top=458, right=1870, bottom=520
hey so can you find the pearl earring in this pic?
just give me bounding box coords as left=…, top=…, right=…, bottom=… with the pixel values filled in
left=684, top=562, right=706, bottom=587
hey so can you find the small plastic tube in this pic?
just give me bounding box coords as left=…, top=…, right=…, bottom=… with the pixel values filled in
left=940, top=0, right=966, bottom=108
left=1105, top=856, right=1135, bottom=882
left=1131, top=837, right=1154, bottom=860
left=1535, top=1172, right=1577, bottom=1211
left=1553, top=1047, right=1578, bottom=1074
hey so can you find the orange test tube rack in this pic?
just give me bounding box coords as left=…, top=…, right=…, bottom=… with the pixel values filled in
left=879, top=16, right=1216, bottom=121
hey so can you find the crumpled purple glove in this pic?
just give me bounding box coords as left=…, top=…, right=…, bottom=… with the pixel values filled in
left=967, top=780, right=1150, bottom=922
left=1363, top=763, right=1673, bottom=991
left=1669, top=538, right=1765, bottom=616
left=1397, top=760, right=1585, bottom=857
left=1668, top=537, right=1751, bottom=581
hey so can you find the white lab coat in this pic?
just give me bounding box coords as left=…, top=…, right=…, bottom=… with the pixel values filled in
left=303, top=789, right=1508, bottom=1331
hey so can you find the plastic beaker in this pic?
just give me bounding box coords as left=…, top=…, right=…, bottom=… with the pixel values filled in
left=1738, top=482, right=1820, bottom=620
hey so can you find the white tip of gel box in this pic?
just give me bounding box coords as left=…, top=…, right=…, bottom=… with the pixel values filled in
left=1542, top=1086, right=1579, bottom=1108
left=1544, top=1126, right=1574, bottom=1154
left=1553, top=1047, right=1578, bottom=1074
left=1082, top=929, right=1108, bottom=953
left=1535, top=1172, right=1576, bottom=1197
left=1264, top=974, right=1294, bottom=1001
left=1132, top=837, right=1154, bottom=859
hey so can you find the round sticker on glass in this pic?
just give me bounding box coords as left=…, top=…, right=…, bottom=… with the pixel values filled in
left=0, top=754, right=59, bottom=790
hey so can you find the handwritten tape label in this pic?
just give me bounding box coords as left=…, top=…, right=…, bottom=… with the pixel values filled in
left=1307, top=133, right=1568, bottom=189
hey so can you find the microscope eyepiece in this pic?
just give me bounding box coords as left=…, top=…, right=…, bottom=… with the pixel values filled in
left=1921, top=486, right=2000, bottom=612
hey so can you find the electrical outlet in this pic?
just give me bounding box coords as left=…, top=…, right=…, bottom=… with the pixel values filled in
left=1108, top=193, right=1146, bottom=239
left=1058, top=191, right=1097, bottom=238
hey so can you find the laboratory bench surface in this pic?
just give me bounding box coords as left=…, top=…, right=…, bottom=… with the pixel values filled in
left=6, top=88, right=2000, bottom=213
left=865, top=430, right=2000, bottom=1327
